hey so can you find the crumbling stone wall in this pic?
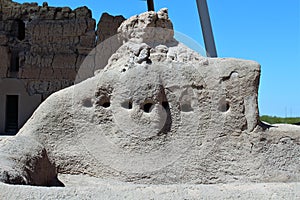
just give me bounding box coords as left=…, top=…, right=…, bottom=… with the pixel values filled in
left=0, top=0, right=125, bottom=99
left=96, top=13, right=125, bottom=44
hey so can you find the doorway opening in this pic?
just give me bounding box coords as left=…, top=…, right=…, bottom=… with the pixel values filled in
left=5, top=95, right=19, bottom=135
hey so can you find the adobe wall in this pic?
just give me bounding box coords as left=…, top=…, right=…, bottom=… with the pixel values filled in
left=0, top=0, right=95, bottom=99
left=0, top=0, right=125, bottom=133
left=0, top=0, right=125, bottom=99
left=96, top=12, right=125, bottom=44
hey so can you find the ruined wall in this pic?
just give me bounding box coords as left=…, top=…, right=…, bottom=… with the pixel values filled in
left=96, top=12, right=125, bottom=44
left=0, top=0, right=125, bottom=100
left=0, top=0, right=96, bottom=99
left=0, top=0, right=125, bottom=134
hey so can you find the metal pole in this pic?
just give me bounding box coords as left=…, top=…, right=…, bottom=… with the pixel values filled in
left=147, top=0, right=155, bottom=11
left=196, top=0, right=217, bottom=57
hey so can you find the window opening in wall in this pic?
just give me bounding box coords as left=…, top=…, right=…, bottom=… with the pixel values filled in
left=16, top=19, right=25, bottom=40
left=5, top=95, right=19, bottom=135
left=10, top=51, right=20, bottom=72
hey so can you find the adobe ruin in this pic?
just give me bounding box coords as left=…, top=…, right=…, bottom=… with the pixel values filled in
left=0, top=0, right=125, bottom=134
left=0, top=4, right=299, bottom=199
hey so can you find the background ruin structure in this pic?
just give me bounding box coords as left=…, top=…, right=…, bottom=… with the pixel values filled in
left=0, top=0, right=125, bottom=134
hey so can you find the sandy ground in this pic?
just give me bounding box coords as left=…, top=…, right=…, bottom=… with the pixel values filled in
left=0, top=174, right=299, bottom=199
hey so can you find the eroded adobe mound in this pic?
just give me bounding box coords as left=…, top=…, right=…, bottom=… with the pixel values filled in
left=0, top=8, right=299, bottom=188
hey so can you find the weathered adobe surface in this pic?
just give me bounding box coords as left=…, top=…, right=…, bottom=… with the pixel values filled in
left=0, top=175, right=299, bottom=200
left=0, top=0, right=125, bottom=99
left=0, top=8, right=298, bottom=190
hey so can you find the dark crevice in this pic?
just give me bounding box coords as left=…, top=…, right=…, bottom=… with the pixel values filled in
left=241, top=121, right=248, bottom=131
left=162, top=101, right=169, bottom=110
left=260, top=138, right=267, bottom=142
left=221, top=71, right=238, bottom=82
left=159, top=101, right=172, bottom=134
left=191, top=84, right=203, bottom=90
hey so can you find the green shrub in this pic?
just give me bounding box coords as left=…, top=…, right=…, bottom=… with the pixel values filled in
left=260, top=115, right=300, bottom=124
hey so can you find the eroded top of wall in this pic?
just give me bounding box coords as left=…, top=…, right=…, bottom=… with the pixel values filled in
left=0, top=0, right=92, bottom=21
left=0, top=0, right=96, bottom=98
left=0, top=0, right=126, bottom=98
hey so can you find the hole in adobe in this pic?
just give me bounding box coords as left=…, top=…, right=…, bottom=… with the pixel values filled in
left=218, top=98, right=230, bottom=112
left=97, top=96, right=111, bottom=108
left=143, top=102, right=154, bottom=113
left=102, top=102, right=110, bottom=108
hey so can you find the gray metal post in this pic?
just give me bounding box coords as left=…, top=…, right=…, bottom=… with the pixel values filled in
left=196, top=0, right=217, bottom=57
left=147, top=0, right=155, bottom=11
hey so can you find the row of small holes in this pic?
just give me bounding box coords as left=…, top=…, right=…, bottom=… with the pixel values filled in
left=99, top=100, right=230, bottom=113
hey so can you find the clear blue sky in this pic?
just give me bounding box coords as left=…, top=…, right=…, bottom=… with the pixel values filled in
left=16, top=0, right=300, bottom=117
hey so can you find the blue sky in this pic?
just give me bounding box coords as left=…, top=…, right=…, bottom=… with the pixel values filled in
left=16, top=0, right=300, bottom=117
